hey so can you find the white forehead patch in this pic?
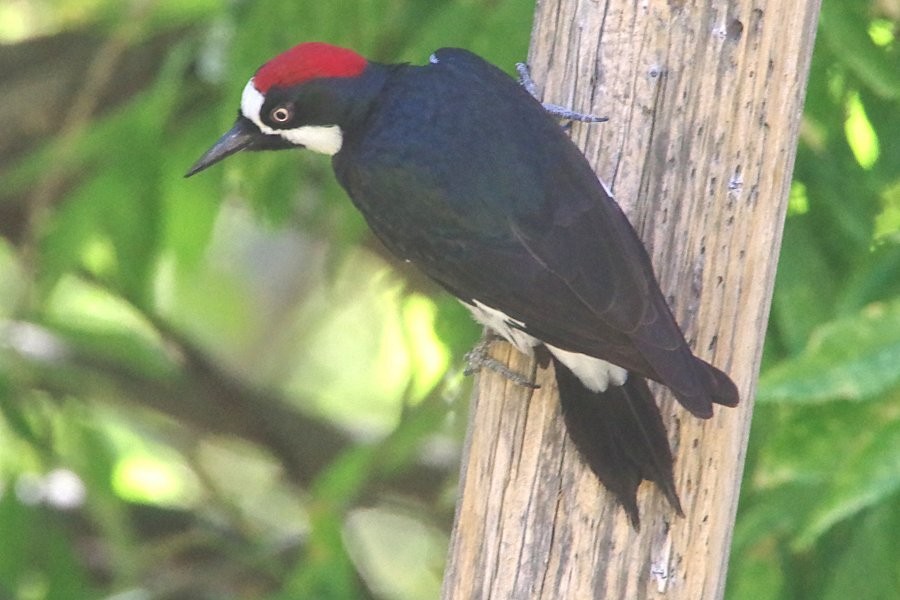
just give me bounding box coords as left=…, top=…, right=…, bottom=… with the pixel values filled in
left=239, top=78, right=343, bottom=156
left=241, top=79, right=265, bottom=123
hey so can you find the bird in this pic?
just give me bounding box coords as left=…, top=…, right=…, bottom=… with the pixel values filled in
left=186, top=41, right=739, bottom=527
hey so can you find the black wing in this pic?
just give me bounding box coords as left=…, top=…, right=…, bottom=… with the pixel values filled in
left=334, top=48, right=738, bottom=415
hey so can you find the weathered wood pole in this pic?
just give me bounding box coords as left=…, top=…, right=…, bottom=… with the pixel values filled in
left=442, top=1, right=821, bottom=598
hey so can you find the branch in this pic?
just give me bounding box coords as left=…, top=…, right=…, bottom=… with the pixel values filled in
left=3, top=318, right=453, bottom=508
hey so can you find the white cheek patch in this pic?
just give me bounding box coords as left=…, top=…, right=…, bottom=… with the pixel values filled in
left=277, top=124, right=343, bottom=155
left=240, top=79, right=344, bottom=156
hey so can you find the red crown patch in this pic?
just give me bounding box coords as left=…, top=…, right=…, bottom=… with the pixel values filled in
left=253, top=42, right=367, bottom=92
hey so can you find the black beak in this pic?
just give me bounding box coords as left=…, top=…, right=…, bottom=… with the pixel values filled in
left=185, top=116, right=261, bottom=177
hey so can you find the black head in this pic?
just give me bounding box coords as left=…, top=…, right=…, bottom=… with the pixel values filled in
left=186, top=42, right=372, bottom=177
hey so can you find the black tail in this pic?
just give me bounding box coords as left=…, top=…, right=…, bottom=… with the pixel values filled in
left=699, top=358, right=740, bottom=408
left=552, top=357, right=682, bottom=529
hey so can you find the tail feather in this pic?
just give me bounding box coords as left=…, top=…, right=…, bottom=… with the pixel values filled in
left=553, top=357, right=681, bottom=528
left=632, top=335, right=740, bottom=418
left=667, top=357, right=740, bottom=416
left=698, top=358, right=740, bottom=407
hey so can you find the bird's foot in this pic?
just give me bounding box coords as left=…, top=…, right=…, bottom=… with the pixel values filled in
left=464, top=333, right=540, bottom=389
left=516, top=62, right=609, bottom=124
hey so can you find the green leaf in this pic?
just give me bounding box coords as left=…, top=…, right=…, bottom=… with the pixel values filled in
left=769, top=217, right=839, bottom=355
left=835, top=244, right=900, bottom=314
left=820, top=2, right=900, bottom=99
left=0, top=489, right=97, bottom=599
left=793, top=413, right=900, bottom=548
left=822, top=503, right=900, bottom=600
left=725, top=537, right=786, bottom=600
left=747, top=399, right=900, bottom=549
left=758, top=299, right=900, bottom=403
left=0, top=376, right=45, bottom=450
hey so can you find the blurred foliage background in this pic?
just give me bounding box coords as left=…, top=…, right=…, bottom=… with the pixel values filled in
left=0, top=0, right=897, bottom=598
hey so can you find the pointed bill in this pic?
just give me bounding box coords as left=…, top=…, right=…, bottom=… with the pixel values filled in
left=185, top=117, right=260, bottom=177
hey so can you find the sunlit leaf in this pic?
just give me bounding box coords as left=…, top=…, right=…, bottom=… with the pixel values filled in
left=758, top=300, right=900, bottom=403
left=344, top=507, right=445, bottom=600
left=874, top=182, right=900, bottom=242
left=844, top=92, right=879, bottom=169
left=402, top=293, right=450, bottom=398
left=112, top=453, right=198, bottom=507
left=793, top=414, right=900, bottom=549
left=821, top=2, right=900, bottom=99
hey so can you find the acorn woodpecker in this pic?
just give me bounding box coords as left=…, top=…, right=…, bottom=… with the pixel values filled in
left=187, top=42, right=739, bottom=527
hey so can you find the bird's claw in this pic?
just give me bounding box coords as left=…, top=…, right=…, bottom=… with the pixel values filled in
left=464, top=334, right=540, bottom=389
left=516, top=62, right=608, bottom=124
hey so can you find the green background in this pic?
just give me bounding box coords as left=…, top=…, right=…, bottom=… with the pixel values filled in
left=0, top=1, right=898, bottom=598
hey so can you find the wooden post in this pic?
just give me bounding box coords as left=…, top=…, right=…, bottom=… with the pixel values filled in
left=441, top=1, right=821, bottom=598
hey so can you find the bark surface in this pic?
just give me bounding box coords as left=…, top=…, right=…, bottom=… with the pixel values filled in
left=442, top=1, right=821, bottom=598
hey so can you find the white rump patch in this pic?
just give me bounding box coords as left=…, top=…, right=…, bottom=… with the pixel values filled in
left=240, top=79, right=343, bottom=155
left=465, top=301, right=538, bottom=354
left=464, top=300, right=628, bottom=392
left=544, top=345, right=628, bottom=393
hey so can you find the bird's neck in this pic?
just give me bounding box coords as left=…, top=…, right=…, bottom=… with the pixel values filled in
left=331, top=62, right=396, bottom=143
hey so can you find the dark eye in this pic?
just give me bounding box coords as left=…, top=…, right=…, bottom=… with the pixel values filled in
left=270, top=105, right=292, bottom=124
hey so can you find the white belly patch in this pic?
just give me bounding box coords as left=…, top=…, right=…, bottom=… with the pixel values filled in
left=463, top=300, right=628, bottom=392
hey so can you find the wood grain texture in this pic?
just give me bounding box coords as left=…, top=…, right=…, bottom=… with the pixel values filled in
left=442, top=1, right=821, bottom=598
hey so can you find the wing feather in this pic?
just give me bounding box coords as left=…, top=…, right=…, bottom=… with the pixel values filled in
left=333, top=48, right=737, bottom=414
